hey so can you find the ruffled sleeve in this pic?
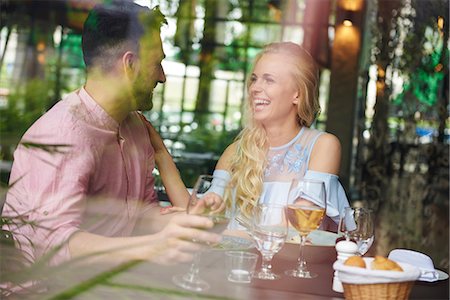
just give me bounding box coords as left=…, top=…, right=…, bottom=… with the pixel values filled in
left=304, top=170, right=350, bottom=224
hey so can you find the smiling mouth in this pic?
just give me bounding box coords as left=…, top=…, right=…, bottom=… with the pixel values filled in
left=253, top=98, right=271, bottom=110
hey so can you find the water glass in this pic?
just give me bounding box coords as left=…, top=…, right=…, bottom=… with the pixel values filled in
left=339, top=207, right=374, bottom=255
left=226, top=251, right=258, bottom=283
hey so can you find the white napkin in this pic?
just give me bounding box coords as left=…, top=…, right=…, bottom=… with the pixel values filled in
left=333, top=257, right=421, bottom=284
left=388, top=249, right=440, bottom=282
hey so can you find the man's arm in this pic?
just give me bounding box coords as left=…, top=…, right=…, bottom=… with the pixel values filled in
left=141, top=116, right=189, bottom=208
left=69, top=213, right=221, bottom=265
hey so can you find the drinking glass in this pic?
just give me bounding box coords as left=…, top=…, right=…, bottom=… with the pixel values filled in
left=172, top=174, right=232, bottom=292
left=285, top=178, right=327, bottom=279
left=251, top=203, right=288, bottom=280
left=339, top=207, right=374, bottom=255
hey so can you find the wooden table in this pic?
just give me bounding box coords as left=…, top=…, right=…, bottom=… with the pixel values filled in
left=35, top=242, right=448, bottom=299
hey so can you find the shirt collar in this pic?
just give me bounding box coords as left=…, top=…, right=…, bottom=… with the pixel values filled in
left=78, top=87, right=120, bottom=131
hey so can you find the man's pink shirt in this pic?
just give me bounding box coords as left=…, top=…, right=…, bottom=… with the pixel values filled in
left=3, top=87, right=158, bottom=265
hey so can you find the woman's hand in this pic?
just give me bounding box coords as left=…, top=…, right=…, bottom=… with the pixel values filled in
left=189, top=192, right=226, bottom=215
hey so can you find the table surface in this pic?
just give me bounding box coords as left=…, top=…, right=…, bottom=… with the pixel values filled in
left=33, top=239, right=448, bottom=300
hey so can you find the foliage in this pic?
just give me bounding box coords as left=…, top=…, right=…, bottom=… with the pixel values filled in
left=179, top=127, right=239, bottom=155
left=393, top=23, right=448, bottom=109
left=0, top=79, right=53, bottom=137
left=61, top=33, right=85, bottom=69
left=173, top=126, right=240, bottom=187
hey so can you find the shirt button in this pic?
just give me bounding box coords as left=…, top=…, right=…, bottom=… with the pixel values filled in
left=43, top=211, right=49, bottom=216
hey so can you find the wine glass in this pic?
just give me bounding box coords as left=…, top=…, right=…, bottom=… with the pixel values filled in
left=285, top=178, right=327, bottom=279
left=251, top=203, right=288, bottom=280
left=172, top=174, right=232, bottom=292
left=339, top=207, right=374, bottom=255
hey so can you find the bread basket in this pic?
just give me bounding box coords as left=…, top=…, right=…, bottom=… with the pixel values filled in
left=333, top=257, right=421, bottom=300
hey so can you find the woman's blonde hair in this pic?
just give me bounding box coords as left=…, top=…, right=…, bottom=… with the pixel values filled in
left=229, top=42, right=320, bottom=217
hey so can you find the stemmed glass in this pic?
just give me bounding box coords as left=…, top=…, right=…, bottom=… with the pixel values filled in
left=172, top=174, right=232, bottom=292
left=285, top=178, right=327, bottom=279
left=251, top=203, right=288, bottom=280
left=339, top=207, right=374, bottom=256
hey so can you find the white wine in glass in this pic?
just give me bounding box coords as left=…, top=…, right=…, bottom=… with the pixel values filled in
left=287, top=205, right=325, bottom=236
left=285, top=178, right=327, bottom=279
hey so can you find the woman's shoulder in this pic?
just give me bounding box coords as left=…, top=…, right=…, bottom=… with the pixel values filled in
left=298, top=128, right=340, bottom=150
left=308, top=131, right=341, bottom=174
left=315, top=132, right=341, bottom=150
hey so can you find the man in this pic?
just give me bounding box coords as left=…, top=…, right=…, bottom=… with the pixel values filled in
left=2, top=1, right=219, bottom=266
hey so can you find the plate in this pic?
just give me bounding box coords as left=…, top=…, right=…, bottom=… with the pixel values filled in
left=437, top=269, right=449, bottom=281
left=212, top=235, right=255, bottom=251
left=286, top=229, right=338, bottom=246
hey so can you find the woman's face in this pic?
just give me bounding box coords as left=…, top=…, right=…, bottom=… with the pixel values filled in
left=248, top=53, right=299, bottom=127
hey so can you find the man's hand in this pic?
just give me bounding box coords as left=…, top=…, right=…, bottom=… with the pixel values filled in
left=144, top=213, right=222, bottom=265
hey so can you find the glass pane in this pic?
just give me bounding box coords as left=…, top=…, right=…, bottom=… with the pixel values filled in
left=163, top=60, right=185, bottom=76
left=163, top=77, right=183, bottom=110
left=228, top=80, right=245, bottom=106
left=209, top=79, right=227, bottom=112
left=246, top=47, right=262, bottom=70
left=250, top=24, right=282, bottom=46
left=250, top=2, right=274, bottom=22
left=183, top=77, right=199, bottom=110
left=215, top=21, right=246, bottom=46
left=282, top=25, right=304, bottom=44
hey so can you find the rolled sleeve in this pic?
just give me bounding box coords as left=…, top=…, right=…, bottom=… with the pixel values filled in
left=29, top=193, right=87, bottom=265
left=4, top=134, right=94, bottom=266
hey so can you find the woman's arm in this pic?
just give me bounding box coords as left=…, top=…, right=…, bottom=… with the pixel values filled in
left=142, top=117, right=190, bottom=208
left=215, top=142, right=237, bottom=171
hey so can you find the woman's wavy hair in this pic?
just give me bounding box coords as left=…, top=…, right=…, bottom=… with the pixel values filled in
left=229, top=42, right=320, bottom=217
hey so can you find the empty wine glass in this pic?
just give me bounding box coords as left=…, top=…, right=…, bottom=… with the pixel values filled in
left=251, top=203, right=288, bottom=280
left=172, top=174, right=232, bottom=291
left=285, top=178, right=327, bottom=279
left=339, top=207, right=374, bottom=256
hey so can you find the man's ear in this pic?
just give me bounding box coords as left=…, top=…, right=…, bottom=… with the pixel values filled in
left=122, top=51, right=136, bottom=76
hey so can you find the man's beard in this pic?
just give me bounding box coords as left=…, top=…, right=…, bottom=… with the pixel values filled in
left=132, top=80, right=154, bottom=111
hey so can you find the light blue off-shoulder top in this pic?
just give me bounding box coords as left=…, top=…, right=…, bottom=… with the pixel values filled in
left=210, top=127, right=350, bottom=226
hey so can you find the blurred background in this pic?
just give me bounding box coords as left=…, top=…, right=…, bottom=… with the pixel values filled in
left=0, top=0, right=448, bottom=271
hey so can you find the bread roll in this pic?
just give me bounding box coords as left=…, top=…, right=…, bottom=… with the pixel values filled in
left=344, top=256, right=366, bottom=268
left=371, top=256, right=403, bottom=271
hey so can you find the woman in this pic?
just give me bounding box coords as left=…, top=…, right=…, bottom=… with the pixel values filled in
left=214, top=42, right=349, bottom=229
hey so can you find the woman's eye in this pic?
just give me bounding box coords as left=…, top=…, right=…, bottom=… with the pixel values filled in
left=266, top=78, right=275, bottom=83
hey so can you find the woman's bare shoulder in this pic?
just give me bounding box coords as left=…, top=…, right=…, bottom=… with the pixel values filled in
left=309, top=132, right=341, bottom=174
left=315, top=132, right=341, bottom=151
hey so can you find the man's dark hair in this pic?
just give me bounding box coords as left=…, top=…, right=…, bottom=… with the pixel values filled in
left=82, top=1, right=166, bottom=71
